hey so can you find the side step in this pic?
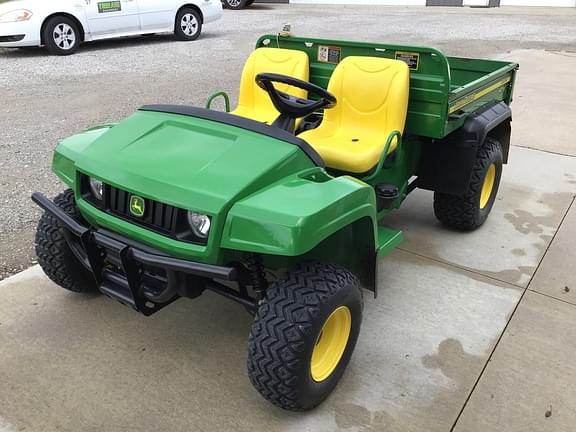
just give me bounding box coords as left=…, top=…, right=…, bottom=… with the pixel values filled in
left=377, top=226, right=403, bottom=259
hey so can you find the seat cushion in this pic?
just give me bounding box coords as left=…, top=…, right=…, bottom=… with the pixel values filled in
left=300, top=56, right=409, bottom=173
left=231, top=47, right=309, bottom=125
left=301, top=128, right=399, bottom=174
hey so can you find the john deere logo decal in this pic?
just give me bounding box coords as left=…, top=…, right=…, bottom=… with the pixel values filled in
left=129, top=195, right=145, bottom=217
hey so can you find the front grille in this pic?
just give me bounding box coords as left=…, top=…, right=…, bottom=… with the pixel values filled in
left=79, top=174, right=208, bottom=245
left=108, top=186, right=176, bottom=234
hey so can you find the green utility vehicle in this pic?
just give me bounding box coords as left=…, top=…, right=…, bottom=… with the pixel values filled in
left=32, top=35, right=518, bottom=411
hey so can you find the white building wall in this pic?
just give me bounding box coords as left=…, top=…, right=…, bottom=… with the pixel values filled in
left=290, top=0, right=576, bottom=5
left=500, top=0, right=575, bottom=5
left=289, top=0, right=425, bottom=4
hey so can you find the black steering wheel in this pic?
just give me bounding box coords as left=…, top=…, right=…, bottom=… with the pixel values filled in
left=255, top=72, right=337, bottom=132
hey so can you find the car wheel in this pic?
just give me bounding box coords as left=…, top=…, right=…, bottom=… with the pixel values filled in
left=174, top=8, right=202, bottom=41
left=223, top=0, right=248, bottom=9
left=247, top=262, right=363, bottom=411
left=43, top=16, right=81, bottom=56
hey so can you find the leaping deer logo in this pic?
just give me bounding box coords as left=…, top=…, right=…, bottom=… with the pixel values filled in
left=130, top=195, right=145, bottom=217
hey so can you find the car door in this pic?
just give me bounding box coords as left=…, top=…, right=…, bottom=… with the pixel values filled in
left=84, top=0, right=140, bottom=37
left=136, top=0, right=175, bottom=32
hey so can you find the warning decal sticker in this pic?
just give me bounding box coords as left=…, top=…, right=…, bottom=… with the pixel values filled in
left=395, top=51, right=420, bottom=70
left=318, top=45, right=342, bottom=64
left=98, top=1, right=122, bottom=13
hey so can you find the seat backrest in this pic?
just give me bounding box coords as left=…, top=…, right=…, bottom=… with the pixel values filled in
left=235, top=48, right=309, bottom=122
left=323, top=56, right=409, bottom=137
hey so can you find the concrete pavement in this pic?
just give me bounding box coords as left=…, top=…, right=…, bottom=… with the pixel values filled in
left=1, top=16, right=576, bottom=432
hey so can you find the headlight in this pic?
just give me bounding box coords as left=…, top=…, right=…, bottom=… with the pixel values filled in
left=0, top=9, right=33, bottom=23
left=187, top=212, right=211, bottom=238
left=89, top=178, right=103, bottom=201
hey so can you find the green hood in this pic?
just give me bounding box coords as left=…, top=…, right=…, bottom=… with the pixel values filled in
left=69, top=110, right=315, bottom=214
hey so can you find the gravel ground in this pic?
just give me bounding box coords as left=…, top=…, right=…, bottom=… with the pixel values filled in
left=1, top=4, right=576, bottom=279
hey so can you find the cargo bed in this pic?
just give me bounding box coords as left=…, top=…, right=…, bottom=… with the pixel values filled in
left=257, top=35, right=519, bottom=139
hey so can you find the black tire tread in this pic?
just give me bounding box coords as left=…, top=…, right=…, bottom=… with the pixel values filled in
left=174, top=8, right=202, bottom=41
left=35, top=190, right=97, bottom=293
left=247, top=262, right=359, bottom=411
left=434, top=137, right=502, bottom=231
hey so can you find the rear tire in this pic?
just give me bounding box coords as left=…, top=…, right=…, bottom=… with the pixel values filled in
left=42, top=16, right=80, bottom=56
left=35, top=189, right=98, bottom=293
left=223, top=0, right=248, bottom=9
left=247, top=262, right=362, bottom=411
left=174, top=8, right=202, bottom=41
left=434, top=137, right=503, bottom=231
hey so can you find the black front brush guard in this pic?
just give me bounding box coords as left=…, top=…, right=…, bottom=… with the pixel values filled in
left=32, top=193, right=257, bottom=316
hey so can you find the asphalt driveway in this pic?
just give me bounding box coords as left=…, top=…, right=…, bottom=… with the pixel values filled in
left=1, top=5, right=576, bottom=432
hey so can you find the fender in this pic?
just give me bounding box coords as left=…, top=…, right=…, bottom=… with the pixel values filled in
left=39, top=3, right=89, bottom=43
left=221, top=171, right=380, bottom=292
left=53, top=124, right=116, bottom=187
left=222, top=171, right=377, bottom=256
left=418, top=101, right=512, bottom=195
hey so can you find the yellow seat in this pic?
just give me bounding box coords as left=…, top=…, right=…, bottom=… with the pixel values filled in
left=231, top=48, right=310, bottom=125
left=299, top=56, right=410, bottom=173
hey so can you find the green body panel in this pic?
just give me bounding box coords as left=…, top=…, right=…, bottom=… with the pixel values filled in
left=53, top=124, right=113, bottom=187
left=256, top=35, right=518, bottom=139
left=52, top=110, right=380, bottom=266
left=72, top=110, right=315, bottom=214
left=223, top=170, right=376, bottom=256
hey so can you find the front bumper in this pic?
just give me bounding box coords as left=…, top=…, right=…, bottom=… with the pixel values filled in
left=32, top=192, right=255, bottom=316
left=0, top=20, right=40, bottom=47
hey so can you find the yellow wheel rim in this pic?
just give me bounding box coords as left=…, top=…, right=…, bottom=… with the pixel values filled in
left=480, top=164, right=496, bottom=209
left=310, top=306, right=352, bottom=382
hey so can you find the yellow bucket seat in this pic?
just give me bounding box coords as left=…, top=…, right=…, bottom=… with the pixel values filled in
left=299, top=56, right=410, bottom=173
left=231, top=48, right=310, bottom=125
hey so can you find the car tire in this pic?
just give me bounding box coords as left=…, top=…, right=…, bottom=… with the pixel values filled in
left=223, top=0, right=248, bottom=9
left=35, top=189, right=99, bottom=293
left=42, top=16, right=81, bottom=56
left=247, top=262, right=363, bottom=411
left=434, top=137, right=503, bottom=231
left=174, top=8, right=202, bottom=41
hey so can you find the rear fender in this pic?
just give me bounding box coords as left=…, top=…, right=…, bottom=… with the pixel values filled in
left=418, top=101, right=512, bottom=195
